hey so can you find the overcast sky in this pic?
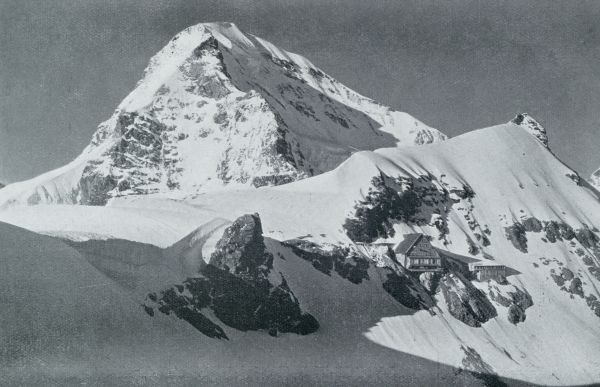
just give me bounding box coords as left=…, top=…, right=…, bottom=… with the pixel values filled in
left=1, top=0, right=599, bottom=182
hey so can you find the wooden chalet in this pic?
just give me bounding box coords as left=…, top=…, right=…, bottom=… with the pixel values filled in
left=393, top=234, right=443, bottom=272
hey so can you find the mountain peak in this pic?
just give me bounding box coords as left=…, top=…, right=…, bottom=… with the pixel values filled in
left=0, top=22, right=445, bottom=206
left=511, top=113, right=548, bottom=147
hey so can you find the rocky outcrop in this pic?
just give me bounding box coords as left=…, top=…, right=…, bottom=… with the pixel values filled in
left=439, top=273, right=497, bottom=327
left=505, top=222, right=528, bottom=253
left=382, top=270, right=436, bottom=310
left=343, top=173, right=462, bottom=243
left=78, top=112, right=168, bottom=204
left=282, top=239, right=369, bottom=284
left=343, top=174, right=420, bottom=243
left=551, top=267, right=584, bottom=298
left=209, top=213, right=273, bottom=282
left=419, top=272, right=440, bottom=293
left=487, top=283, right=533, bottom=324
left=505, top=217, right=598, bottom=254
left=145, top=213, right=318, bottom=338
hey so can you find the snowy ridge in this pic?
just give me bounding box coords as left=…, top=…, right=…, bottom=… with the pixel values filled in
left=0, top=22, right=445, bottom=207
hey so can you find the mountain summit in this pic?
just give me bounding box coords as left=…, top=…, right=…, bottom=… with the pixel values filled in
left=511, top=113, right=548, bottom=147
left=0, top=22, right=445, bottom=206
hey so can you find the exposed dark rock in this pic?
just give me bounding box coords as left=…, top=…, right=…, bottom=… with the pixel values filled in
left=543, top=221, right=575, bottom=243
left=200, top=266, right=318, bottom=335
left=584, top=258, right=600, bottom=282
left=487, top=284, right=533, bottom=325
left=522, top=217, right=542, bottom=233
left=382, top=270, right=435, bottom=310
left=568, top=277, right=584, bottom=298
left=586, top=295, right=600, bottom=318
left=344, top=173, right=444, bottom=243
left=282, top=239, right=370, bottom=284
left=566, top=173, right=583, bottom=186
left=507, top=304, right=526, bottom=324
left=209, top=213, right=273, bottom=283
left=147, top=213, right=318, bottom=338
left=454, top=184, right=476, bottom=200
left=252, top=174, right=298, bottom=188
left=78, top=112, right=170, bottom=204
left=439, top=273, right=497, bottom=327
left=324, top=110, right=350, bottom=128
left=551, top=267, right=585, bottom=298
left=194, top=35, right=219, bottom=55
left=506, top=218, right=591, bottom=256
left=467, top=238, right=480, bottom=255
left=505, top=223, right=528, bottom=253
left=79, top=167, right=118, bottom=205
left=575, top=227, right=599, bottom=249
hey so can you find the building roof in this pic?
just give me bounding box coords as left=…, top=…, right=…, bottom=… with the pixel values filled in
left=472, top=261, right=506, bottom=268
left=394, top=234, right=425, bottom=255
left=434, top=248, right=481, bottom=265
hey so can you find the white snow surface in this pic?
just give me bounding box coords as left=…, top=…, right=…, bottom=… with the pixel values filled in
left=2, top=121, right=600, bottom=385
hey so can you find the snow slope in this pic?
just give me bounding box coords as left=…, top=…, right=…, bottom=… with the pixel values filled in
left=0, top=221, right=212, bottom=382
left=0, top=22, right=445, bottom=207
left=2, top=119, right=599, bottom=385
left=13, top=220, right=541, bottom=386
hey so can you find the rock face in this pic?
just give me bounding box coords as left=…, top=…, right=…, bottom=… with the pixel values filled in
left=282, top=239, right=370, bottom=284
left=209, top=213, right=272, bottom=282
left=146, top=213, right=318, bottom=338
left=487, top=283, right=533, bottom=325
left=0, top=22, right=446, bottom=207
left=439, top=273, right=497, bottom=327
left=511, top=113, right=548, bottom=148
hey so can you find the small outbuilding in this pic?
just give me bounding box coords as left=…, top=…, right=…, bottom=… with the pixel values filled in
left=434, top=248, right=481, bottom=278
left=471, top=263, right=507, bottom=282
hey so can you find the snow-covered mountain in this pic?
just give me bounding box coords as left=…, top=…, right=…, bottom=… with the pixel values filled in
left=0, top=22, right=444, bottom=207
left=2, top=115, right=600, bottom=385
left=1, top=21, right=600, bottom=386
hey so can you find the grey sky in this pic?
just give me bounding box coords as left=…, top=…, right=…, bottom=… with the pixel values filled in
left=1, top=0, right=599, bottom=183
